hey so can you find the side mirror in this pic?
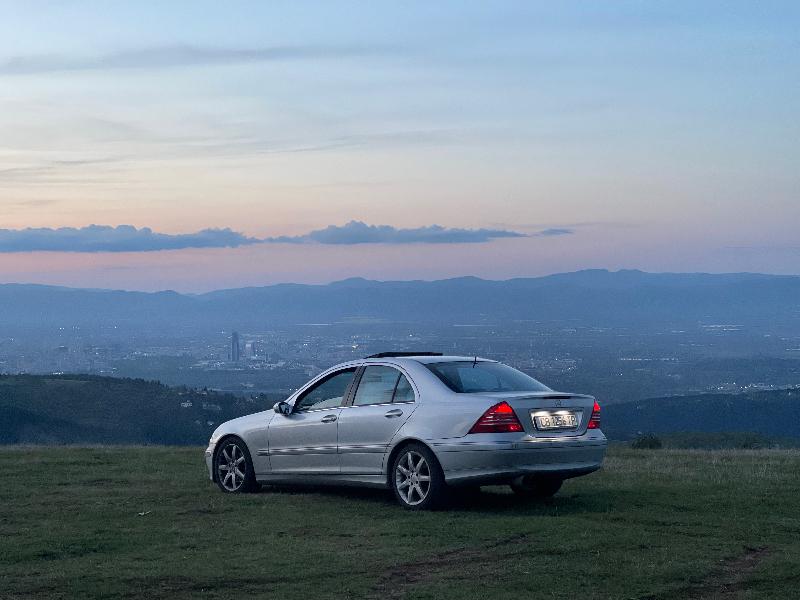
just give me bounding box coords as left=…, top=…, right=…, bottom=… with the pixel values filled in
left=273, top=401, right=291, bottom=416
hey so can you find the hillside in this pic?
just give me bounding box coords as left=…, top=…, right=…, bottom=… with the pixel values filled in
left=2, top=446, right=799, bottom=599
left=2, top=374, right=800, bottom=446
left=2, top=269, right=800, bottom=329
left=0, top=375, right=269, bottom=445
left=604, top=388, right=800, bottom=441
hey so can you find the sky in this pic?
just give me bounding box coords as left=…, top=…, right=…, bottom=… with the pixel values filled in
left=0, top=1, right=798, bottom=292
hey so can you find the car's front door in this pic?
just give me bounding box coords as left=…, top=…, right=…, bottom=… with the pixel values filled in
left=337, top=365, right=417, bottom=475
left=267, top=367, right=357, bottom=474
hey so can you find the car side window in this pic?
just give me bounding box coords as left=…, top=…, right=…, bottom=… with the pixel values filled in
left=353, top=366, right=401, bottom=406
left=393, top=374, right=415, bottom=403
left=295, top=368, right=356, bottom=412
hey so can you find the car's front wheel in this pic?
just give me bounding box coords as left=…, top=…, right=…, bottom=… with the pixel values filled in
left=510, top=475, right=563, bottom=499
left=391, top=444, right=447, bottom=510
left=214, top=438, right=258, bottom=494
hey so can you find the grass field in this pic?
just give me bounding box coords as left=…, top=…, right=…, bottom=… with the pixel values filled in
left=1, top=447, right=799, bottom=600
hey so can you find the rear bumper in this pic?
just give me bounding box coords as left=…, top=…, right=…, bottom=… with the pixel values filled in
left=432, top=431, right=607, bottom=485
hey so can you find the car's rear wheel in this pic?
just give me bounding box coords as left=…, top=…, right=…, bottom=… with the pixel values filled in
left=391, top=443, right=446, bottom=510
left=214, top=438, right=258, bottom=494
left=510, top=475, right=563, bottom=499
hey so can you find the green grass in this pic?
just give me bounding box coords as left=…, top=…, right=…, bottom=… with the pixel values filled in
left=1, top=447, right=799, bottom=600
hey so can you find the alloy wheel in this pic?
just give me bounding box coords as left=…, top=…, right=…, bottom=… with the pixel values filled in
left=395, top=450, right=432, bottom=506
left=218, top=442, right=246, bottom=492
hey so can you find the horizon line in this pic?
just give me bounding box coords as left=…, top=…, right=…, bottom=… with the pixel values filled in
left=1, top=268, right=797, bottom=296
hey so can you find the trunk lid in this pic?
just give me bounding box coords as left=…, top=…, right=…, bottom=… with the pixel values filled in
left=475, top=391, right=596, bottom=437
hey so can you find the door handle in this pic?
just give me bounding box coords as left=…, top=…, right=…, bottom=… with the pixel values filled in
left=384, top=409, right=403, bottom=418
left=321, top=414, right=338, bottom=423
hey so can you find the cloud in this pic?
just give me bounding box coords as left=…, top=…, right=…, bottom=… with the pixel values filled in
left=0, top=225, right=259, bottom=253
left=268, top=221, right=526, bottom=245
left=0, top=158, right=121, bottom=183
left=535, top=228, right=574, bottom=236
left=0, top=44, right=395, bottom=76
left=0, top=221, right=538, bottom=252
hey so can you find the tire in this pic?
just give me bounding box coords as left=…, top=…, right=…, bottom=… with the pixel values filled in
left=391, top=443, right=448, bottom=510
left=214, top=437, right=258, bottom=494
left=510, top=475, right=563, bottom=499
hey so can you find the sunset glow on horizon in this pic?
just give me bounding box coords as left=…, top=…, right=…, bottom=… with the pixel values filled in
left=1, top=2, right=798, bottom=291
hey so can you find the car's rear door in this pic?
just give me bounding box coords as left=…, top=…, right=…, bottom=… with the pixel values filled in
left=267, top=367, right=357, bottom=473
left=337, top=365, right=418, bottom=475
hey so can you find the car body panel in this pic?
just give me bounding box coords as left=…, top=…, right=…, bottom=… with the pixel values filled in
left=337, top=402, right=418, bottom=474
left=337, top=360, right=420, bottom=474
left=431, top=430, right=607, bottom=484
left=266, top=407, right=343, bottom=473
left=205, top=355, right=607, bottom=489
left=205, top=410, right=272, bottom=479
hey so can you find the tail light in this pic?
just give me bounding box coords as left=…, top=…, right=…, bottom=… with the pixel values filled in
left=469, top=401, right=524, bottom=434
left=587, top=400, right=601, bottom=429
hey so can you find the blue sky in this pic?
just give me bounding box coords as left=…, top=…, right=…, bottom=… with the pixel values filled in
left=0, top=1, right=798, bottom=291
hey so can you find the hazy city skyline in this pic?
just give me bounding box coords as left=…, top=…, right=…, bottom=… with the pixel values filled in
left=1, top=2, right=798, bottom=291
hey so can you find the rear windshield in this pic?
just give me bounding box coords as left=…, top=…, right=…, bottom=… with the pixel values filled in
left=425, top=361, right=551, bottom=394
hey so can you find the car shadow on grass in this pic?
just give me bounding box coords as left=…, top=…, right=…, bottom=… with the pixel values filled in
left=448, top=486, right=616, bottom=515
left=257, top=482, right=614, bottom=515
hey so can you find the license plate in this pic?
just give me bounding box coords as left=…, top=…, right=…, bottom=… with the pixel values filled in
left=534, top=412, right=578, bottom=430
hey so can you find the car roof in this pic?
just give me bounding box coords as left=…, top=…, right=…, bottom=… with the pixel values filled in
left=363, top=355, right=496, bottom=366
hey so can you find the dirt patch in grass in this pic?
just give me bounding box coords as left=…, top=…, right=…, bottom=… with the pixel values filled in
left=646, top=546, right=770, bottom=600
left=369, top=533, right=530, bottom=599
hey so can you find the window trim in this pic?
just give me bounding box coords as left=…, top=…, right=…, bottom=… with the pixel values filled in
left=391, top=373, right=416, bottom=404
left=344, top=364, right=417, bottom=407
left=292, top=367, right=358, bottom=413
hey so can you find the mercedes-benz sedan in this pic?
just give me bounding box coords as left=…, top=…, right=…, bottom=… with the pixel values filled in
left=205, top=353, right=607, bottom=509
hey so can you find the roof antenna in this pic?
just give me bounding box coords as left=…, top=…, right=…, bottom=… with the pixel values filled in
left=472, top=355, right=478, bottom=368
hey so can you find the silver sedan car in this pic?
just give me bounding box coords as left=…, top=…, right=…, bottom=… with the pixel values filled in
left=205, top=352, right=606, bottom=509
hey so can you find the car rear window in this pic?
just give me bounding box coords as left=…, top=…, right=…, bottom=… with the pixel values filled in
left=425, top=361, right=551, bottom=394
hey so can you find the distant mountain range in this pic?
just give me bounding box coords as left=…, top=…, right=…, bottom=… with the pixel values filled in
left=2, top=269, right=800, bottom=329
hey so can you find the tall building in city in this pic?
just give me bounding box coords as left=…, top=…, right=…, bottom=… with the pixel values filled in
left=230, top=331, right=240, bottom=362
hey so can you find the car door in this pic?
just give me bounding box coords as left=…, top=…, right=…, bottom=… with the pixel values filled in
left=337, top=365, right=418, bottom=475
left=267, top=367, right=357, bottom=474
